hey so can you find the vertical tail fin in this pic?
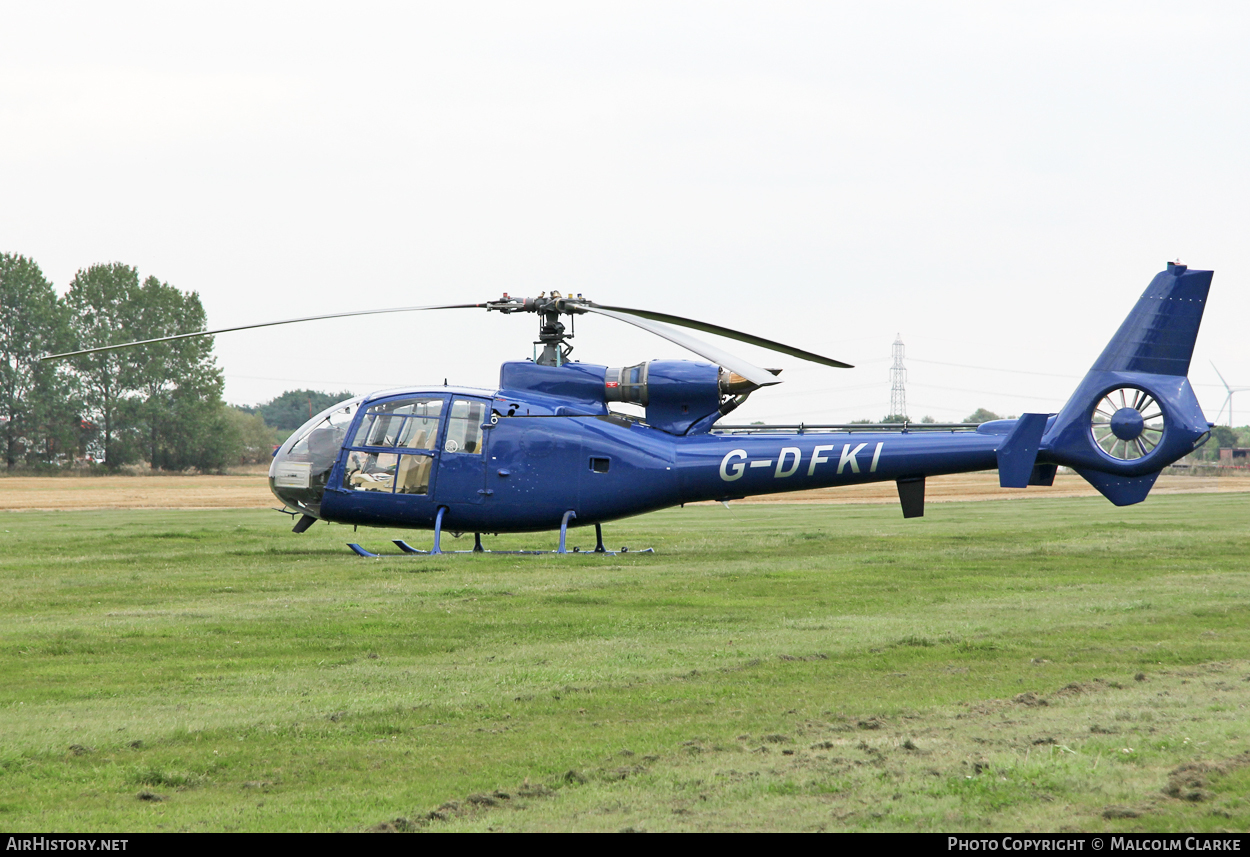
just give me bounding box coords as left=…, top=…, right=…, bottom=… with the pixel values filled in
left=1041, top=262, right=1213, bottom=505
left=1089, top=261, right=1211, bottom=376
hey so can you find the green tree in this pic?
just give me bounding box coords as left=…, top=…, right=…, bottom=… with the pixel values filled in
left=64, top=263, right=144, bottom=466
left=964, top=408, right=1002, bottom=424
left=882, top=413, right=909, bottom=423
left=149, top=396, right=237, bottom=472
left=65, top=264, right=227, bottom=470
left=128, top=276, right=225, bottom=470
left=256, top=389, right=356, bottom=430
left=0, top=254, right=76, bottom=468
left=223, top=407, right=280, bottom=464
left=26, top=360, right=82, bottom=465
left=1209, top=425, right=1237, bottom=449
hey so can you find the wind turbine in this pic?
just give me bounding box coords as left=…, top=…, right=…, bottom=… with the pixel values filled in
left=1211, top=362, right=1250, bottom=427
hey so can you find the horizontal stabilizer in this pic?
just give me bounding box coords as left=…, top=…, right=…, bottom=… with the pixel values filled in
left=1074, top=468, right=1160, bottom=506
left=997, top=413, right=1049, bottom=488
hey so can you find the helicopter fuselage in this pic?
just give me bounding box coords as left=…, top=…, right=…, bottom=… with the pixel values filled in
left=270, top=362, right=1009, bottom=535
left=326, top=412, right=1005, bottom=533
left=269, top=261, right=1217, bottom=539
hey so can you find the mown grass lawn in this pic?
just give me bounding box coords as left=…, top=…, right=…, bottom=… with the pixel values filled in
left=1, top=493, right=1247, bottom=831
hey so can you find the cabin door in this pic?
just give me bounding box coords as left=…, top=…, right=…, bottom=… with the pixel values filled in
left=433, top=397, right=490, bottom=507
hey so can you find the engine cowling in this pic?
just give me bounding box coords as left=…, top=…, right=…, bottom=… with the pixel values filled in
left=605, top=360, right=724, bottom=435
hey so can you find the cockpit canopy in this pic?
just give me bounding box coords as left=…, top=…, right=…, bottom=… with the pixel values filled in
left=268, top=392, right=491, bottom=518
left=269, top=396, right=364, bottom=517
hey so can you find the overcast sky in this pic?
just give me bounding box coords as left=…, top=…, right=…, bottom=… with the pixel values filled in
left=4, top=2, right=1248, bottom=425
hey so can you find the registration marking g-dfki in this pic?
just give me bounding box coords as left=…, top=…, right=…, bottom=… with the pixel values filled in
left=719, top=442, right=885, bottom=482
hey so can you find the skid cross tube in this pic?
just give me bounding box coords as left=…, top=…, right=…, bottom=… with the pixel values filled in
left=432, top=507, right=447, bottom=555
left=558, top=510, right=577, bottom=554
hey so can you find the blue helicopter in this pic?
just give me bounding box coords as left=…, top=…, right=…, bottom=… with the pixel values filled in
left=49, top=262, right=1215, bottom=556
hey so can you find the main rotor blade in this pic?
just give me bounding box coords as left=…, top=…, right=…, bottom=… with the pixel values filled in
left=589, top=303, right=853, bottom=369
left=581, top=306, right=781, bottom=387
left=40, top=303, right=487, bottom=361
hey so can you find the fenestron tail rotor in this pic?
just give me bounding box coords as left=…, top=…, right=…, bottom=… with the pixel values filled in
left=1090, top=386, right=1166, bottom=461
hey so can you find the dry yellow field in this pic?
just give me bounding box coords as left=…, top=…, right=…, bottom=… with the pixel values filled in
left=0, top=470, right=1245, bottom=511
left=723, top=471, right=1250, bottom=505
left=0, top=473, right=276, bottom=510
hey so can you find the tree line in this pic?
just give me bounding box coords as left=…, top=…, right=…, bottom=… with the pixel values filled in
left=0, top=253, right=282, bottom=472
left=238, top=389, right=356, bottom=432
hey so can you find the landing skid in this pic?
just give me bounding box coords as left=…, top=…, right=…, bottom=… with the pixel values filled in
left=346, top=540, right=653, bottom=558
left=347, top=520, right=653, bottom=558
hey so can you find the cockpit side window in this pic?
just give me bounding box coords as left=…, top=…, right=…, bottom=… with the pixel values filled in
left=350, top=398, right=443, bottom=450
left=444, top=399, right=486, bottom=455
left=343, top=397, right=444, bottom=496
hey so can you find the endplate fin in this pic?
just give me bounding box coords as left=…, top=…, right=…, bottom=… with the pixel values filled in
left=1073, top=468, right=1160, bottom=506
left=997, top=413, right=1050, bottom=488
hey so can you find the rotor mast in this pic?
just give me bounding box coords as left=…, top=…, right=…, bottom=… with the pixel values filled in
left=534, top=295, right=574, bottom=366
left=486, top=291, right=587, bottom=367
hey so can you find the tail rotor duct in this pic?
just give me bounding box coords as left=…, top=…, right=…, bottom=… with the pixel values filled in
left=1090, top=386, right=1166, bottom=462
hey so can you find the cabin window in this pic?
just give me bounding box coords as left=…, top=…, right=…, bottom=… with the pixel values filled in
left=342, top=397, right=443, bottom=495
left=343, top=451, right=433, bottom=495
left=444, top=399, right=486, bottom=455
left=395, top=454, right=433, bottom=494
left=344, top=451, right=398, bottom=492
left=351, top=398, right=443, bottom=450
left=589, top=457, right=610, bottom=473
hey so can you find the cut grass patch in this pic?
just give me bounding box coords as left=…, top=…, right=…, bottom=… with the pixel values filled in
left=0, top=494, right=1247, bottom=831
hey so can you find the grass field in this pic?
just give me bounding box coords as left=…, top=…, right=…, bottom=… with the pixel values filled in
left=1, top=494, right=1248, bottom=832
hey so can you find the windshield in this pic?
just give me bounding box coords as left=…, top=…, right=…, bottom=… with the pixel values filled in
left=269, top=396, right=365, bottom=517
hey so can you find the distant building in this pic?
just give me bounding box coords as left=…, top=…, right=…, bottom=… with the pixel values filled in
left=1218, top=448, right=1250, bottom=463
